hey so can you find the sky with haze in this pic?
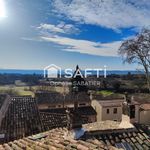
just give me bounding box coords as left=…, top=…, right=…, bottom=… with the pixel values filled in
left=0, top=0, right=150, bottom=70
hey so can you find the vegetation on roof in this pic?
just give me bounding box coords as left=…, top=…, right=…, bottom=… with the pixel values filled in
left=96, top=90, right=114, bottom=96
left=95, top=90, right=124, bottom=99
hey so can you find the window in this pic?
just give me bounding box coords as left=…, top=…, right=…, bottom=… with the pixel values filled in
left=114, top=108, right=117, bottom=114
left=107, top=109, right=109, bottom=114
left=130, top=105, right=135, bottom=119
left=79, top=103, right=86, bottom=106
left=48, top=105, right=56, bottom=108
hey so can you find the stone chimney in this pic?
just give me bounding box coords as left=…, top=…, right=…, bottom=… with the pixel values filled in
left=66, top=101, right=82, bottom=130
left=66, top=104, right=85, bottom=140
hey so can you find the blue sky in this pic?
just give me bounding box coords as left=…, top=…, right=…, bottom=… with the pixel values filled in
left=0, top=0, right=150, bottom=70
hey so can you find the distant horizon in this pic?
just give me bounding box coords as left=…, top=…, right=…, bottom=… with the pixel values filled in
left=0, top=68, right=144, bottom=76
left=0, top=68, right=144, bottom=71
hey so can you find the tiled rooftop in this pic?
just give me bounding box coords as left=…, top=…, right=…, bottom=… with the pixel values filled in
left=131, top=94, right=150, bottom=104
left=92, top=94, right=125, bottom=101
left=40, top=106, right=96, bottom=116
left=140, top=104, right=150, bottom=110
left=0, top=96, right=97, bottom=144
left=0, top=125, right=149, bottom=150
left=40, top=112, right=67, bottom=131
left=40, top=106, right=97, bottom=125
left=35, top=91, right=64, bottom=104
left=83, top=121, right=122, bottom=132
left=0, top=94, right=7, bottom=110
left=0, top=95, right=149, bottom=149
left=35, top=91, right=90, bottom=104
left=0, top=96, right=44, bottom=143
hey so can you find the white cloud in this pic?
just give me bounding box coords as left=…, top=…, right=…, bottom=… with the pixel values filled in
left=37, top=22, right=80, bottom=34
left=38, top=24, right=65, bottom=33
left=52, top=0, right=150, bottom=30
left=41, top=35, right=121, bottom=57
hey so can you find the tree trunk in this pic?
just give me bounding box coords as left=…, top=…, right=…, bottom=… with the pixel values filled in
left=144, top=65, right=150, bottom=93
left=146, top=74, right=150, bottom=93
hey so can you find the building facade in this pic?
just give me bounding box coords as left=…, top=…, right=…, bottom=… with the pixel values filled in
left=130, top=96, right=150, bottom=125
left=92, top=97, right=125, bottom=122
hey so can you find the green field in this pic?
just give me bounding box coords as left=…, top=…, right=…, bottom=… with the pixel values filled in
left=0, top=85, right=69, bottom=96
left=0, top=85, right=35, bottom=96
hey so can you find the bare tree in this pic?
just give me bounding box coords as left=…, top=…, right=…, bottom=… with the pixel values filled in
left=118, top=28, right=150, bottom=92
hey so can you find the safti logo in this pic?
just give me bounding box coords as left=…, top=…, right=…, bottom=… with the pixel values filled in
left=44, top=64, right=107, bottom=79
left=44, top=64, right=61, bottom=78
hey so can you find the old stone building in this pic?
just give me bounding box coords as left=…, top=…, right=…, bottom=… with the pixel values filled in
left=130, top=95, right=150, bottom=125
left=91, top=94, right=125, bottom=122
left=35, top=91, right=91, bottom=109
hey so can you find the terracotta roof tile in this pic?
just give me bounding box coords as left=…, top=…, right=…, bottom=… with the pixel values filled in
left=140, top=104, right=150, bottom=110
left=0, top=126, right=149, bottom=150
left=0, top=97, right=44, bottom=143
left=36, top=91, right=90, bottom=104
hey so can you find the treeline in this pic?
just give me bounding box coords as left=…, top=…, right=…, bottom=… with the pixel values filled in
left=0, top=73, right=148, bottom=94
left=88, top=73, right=149, bottom=93
left=0, top=74, right=42, bottom=85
